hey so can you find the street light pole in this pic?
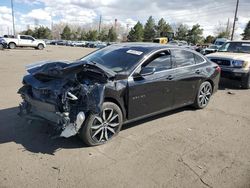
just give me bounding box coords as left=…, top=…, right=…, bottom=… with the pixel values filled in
left=11, top=0, right=16, bottom=35
left=231, top=0, right=239, bottom=41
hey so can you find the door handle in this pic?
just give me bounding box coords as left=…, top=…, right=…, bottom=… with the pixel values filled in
left=166, top=75, right=174, bottom=80
left=195, top=69, right=201, bottom=74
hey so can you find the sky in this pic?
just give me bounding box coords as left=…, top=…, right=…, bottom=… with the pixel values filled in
left=0, top=0, right=250, bottom=39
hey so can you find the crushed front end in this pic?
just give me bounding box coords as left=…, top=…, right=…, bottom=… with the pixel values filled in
left=18, top=61, right=107, bottom=138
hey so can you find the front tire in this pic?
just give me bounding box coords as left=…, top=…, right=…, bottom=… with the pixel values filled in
left=241, top=73, right=250, bottom=89
left=79, top=102, right=123, bottom=146
left=193, top=81, right=213, bottom=109
left=37, top=44, right=44, bottom=50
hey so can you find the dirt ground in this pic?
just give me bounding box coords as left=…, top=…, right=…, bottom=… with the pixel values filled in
left=0, top=46, right=249, bottom=188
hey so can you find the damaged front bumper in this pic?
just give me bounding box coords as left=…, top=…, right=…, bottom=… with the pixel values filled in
left=18, top=94, right=85, bottom=138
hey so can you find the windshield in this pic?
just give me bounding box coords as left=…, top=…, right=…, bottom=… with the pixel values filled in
left=80, top=45, right=147, bottom=73
left=218, top=42, right=250, bottom=53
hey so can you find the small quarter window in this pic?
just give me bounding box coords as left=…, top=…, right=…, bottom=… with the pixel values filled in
left=194, top=54, right=205, bottom=64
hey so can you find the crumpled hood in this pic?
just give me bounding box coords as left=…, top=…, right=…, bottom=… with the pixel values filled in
left=26, top=60, right=116, bottom=79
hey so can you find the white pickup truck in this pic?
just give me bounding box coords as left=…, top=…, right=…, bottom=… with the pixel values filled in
left=4, top=35, right=46, bottom=50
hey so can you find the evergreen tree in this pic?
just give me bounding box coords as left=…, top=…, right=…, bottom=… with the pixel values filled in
left=187, top=24, right=203, bottom=44
left=61, top=25, right=71, bottom=40
left=85, top=30, right=98, bottom=41
left=175, top=24, right=189, bottom=41
left=156, top=18, right=173, bottom=37
left=242, top=20, right=250, bottom=40
left=127, top=21, right=144, bottom=42
left=98, top=29, right=108, bottom=41
left=143, top=16, right=156, bottom=42
left=22, top=29, right=34, bottom=36
left=33, top=26, right=52, bottom=39
left=107, top=27, right=117, bottom=42
left=204, top=35, right=215, bottom=44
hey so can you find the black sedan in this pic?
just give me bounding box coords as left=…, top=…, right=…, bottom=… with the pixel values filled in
left=18, top=43, right=220, bottom=146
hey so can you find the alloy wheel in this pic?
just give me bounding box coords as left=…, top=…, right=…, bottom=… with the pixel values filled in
left=198, top=83, right=212, bottom=108
left=90, top=108, right=120, bottom=143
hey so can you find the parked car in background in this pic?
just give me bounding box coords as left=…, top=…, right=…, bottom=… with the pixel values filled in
left=0, top=37, right=8, bottom=50
left=168, top=40, right=189, bottom=48
left=18, top=43, right=220, bottom=146
left=4, top=35, right=46, bottom=50
left=207, top=41, right=250, bottom=89
left=56, top=40, right=68, bottom=46
left=214, top=38, right=229, bottom=48
left=153, top=37, right=168, bottom=44
left=201, top=45, right=219, bottom=55
left=71, top=41, right=87, bottom=47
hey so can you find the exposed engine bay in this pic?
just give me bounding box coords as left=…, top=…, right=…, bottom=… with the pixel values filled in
left=18, top=61, right=113, bottom=138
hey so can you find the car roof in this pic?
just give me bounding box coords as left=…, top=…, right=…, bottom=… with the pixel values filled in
left=112, top=42, right=186, bottom=52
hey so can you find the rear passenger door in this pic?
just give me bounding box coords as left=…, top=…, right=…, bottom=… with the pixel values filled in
left=171, top=49, right=205, bottom=107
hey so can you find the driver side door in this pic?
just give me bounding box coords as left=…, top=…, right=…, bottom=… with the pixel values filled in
left=127, top=50, right=175, bottom=120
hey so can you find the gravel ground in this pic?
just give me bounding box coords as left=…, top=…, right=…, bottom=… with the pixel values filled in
left=0, top=46, right=249, bottom=188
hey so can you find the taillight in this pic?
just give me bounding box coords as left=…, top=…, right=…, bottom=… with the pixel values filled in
left=215, top=66, right=221, bottom=72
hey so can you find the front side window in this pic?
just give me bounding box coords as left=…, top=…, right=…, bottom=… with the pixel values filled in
left=143, top=51, right=172, bottom=72
left=171, top=49, right=195, bottom=67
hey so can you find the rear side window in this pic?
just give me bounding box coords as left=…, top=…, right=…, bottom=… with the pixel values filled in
left=171, top=49, right=195, bottom=67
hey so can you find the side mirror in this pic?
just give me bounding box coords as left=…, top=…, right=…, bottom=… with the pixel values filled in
left=140, top=67, right=156, bottom=76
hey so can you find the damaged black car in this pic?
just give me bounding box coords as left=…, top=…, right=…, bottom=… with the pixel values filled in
left=18, top=43, right=220, bottom=146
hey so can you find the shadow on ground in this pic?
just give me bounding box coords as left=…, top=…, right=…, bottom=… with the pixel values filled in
left=0, top=106, right=194, bottom=155
left=0, top=107, right=86, bottom=155
left=0, top=79, right=244, bottom=155
left=219, top=78, right=243, bottom=90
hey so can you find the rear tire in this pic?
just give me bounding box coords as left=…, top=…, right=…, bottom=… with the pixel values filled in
left=9, top=42, right=16, bottom=49
left=79, top=102, right=123, bottom=146
left=193, top=81, right=213, bottom=109
left=241, top=73, right=250, bottom=89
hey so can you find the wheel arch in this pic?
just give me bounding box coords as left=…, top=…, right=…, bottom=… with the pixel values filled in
left=205, top=79, right=214, bottom=93
left=8, top=42, right=16, bottom=48
left=104, top=97, right=126, bottom=120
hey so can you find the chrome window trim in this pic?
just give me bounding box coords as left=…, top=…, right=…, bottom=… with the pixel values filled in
left=128, top=47, right=207, bottom=80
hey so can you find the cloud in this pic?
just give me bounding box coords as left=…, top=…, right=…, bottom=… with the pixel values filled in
left=1, top=0, right=250, bottom=39
left=0, top=6, right=13, bottom=34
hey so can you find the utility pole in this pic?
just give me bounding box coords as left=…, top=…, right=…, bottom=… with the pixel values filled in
left=98, top=15, right=102, bottom=33
left=11, top=0, right=15, bottom=35
left=231, top=0, right=239, bottom=41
